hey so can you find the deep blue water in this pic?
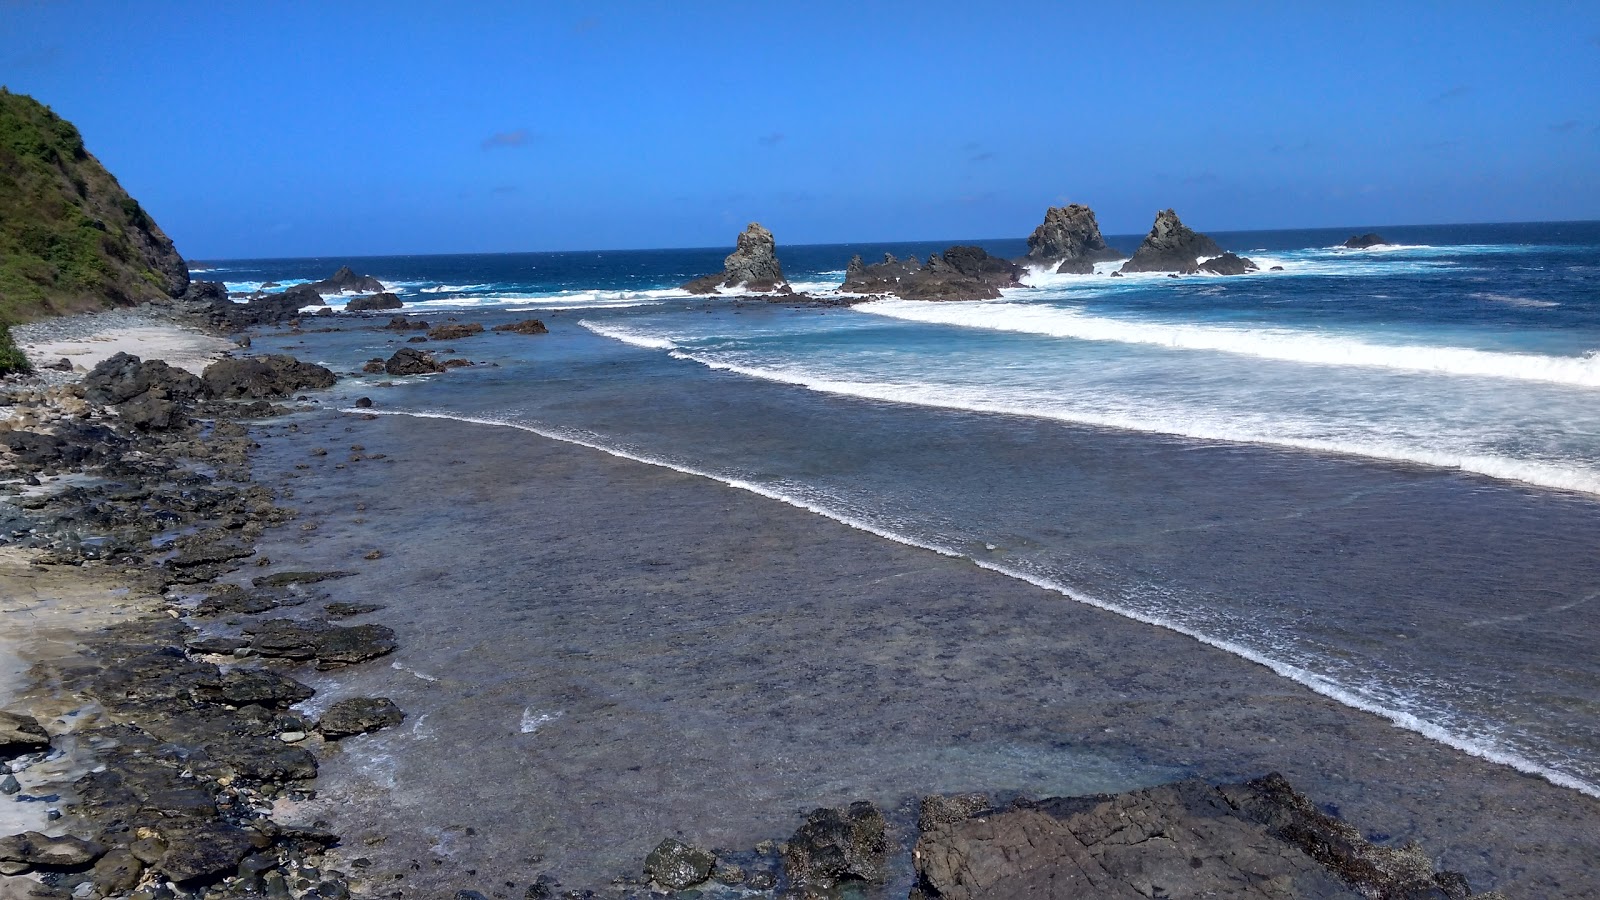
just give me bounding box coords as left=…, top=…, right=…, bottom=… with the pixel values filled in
left=222, top=220, right=1600, bottom=799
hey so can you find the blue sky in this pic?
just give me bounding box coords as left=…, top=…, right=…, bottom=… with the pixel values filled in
left=3, top=1, right=1598, bottom=257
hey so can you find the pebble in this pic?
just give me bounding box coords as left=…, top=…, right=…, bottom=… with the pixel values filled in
left=279, top=731, right=307, bottom=743
left=0, top=774, right=19, bottom=794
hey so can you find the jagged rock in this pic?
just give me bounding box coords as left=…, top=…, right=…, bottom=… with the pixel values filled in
left=1197, top=252, right=1259, bottom=275
left=383, top=347, right=445, bottom=376
left=842, top=248, right=1022, bottom=301
left=643, top=838, right=715, bottom=890
left=0, top=832, right=106, bottom=870
left=427, top=322, right=484, bottom=341
left=912, top=775, right=1488, bottom=900
left=491, top=318, right=549, bottom=335
left=1024, top=204, right=1123, bottom=274
left=1343, top=232, right=1387, bottom=249
left=308, top=266, right=386, bottom=295
left=0, top=711, right=51, bottom=757
left=842, top=252, right=922, bottom=294
left=782, top=801, right=889, bottom=891
left=200, top=355, right=337, bottom=400
left=1119, top=209, right=1223, bottom=273
left=681, top=223, right=786, bottom=292
left=346, top=292, right=404, bottom=312
left=0, top=423, right=126, bottom=470
left=83, top=353, right=202, bottom=406
left=384, top=316, right=429, bottom=331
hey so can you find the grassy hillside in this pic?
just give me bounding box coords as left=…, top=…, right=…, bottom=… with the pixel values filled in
left=0, top=89, right=188, bottom=324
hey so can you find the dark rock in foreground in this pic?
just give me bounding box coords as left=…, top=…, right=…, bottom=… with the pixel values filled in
left=843, top=246, right=1023, bottom=301
left=0, top=831, right=106, bottom=872
left=346, top=291, right=404, bottom=312
left=316, top=697, right=405, bottom=739
left=912, top=774, right=1496, bottom=900
left=201, top=355, right=337, bottom=400
left=1198, top=252, right=1260, bottom=275
left=783, top=800, right=889, bottom=893
left=1024, top=203, right=1124, bottom=274
left=0, top=710, right=51, bottom=757
left=1343, top=232, right=1387, bottom=249
left=643, top=838, right=715, bottom=890
left=308, top=265, right=386, bottom=295
left=1119, top=209, right=1224, bottom=273
left=246, top=619, right=398, bottom=669
left=682, top=222, right=787, bottom=293
left=492, top=318, right=549, bottom=335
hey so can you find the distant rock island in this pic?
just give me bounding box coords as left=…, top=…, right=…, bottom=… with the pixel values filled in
left=1343, top=232, right=1387, bottom=249
left=683, top=223, right=788, bottom=293
left=308, top=265, right=387, bottom=295
left=843, top=246, right=1022, bottom=301
left=1024, top=204, right=1124, bottom=274
left=0, top=89, right=189, bottom=321
left=1120, top=209, right=1224, bottom=274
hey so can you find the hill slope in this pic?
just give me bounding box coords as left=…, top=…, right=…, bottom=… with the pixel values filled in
left=0, top=89, right=188, bottom=323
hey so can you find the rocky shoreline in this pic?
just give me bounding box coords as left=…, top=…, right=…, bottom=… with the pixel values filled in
left=0, top=311, right=1524, bottom=900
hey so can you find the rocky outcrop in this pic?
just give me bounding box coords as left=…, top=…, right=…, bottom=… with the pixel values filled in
left=1197, top=252, right=1259, bottom=275
left=842, top=247, right=1023, bottom=301
left=644, top=838, right=716, bottom=890
left=681, top=223, right=787, bottom=293
left=383, top=347, right=445, bottom=375
left=491, top=318, right=549, bottom=335
left=0, top=90, right=189, bottom=321
left=1024, top=204, right=1124, bottom=274
left=307, top=266, right=386, bottom=295
left=1119, top=209, right=1224, bottom=274
left=427, top=322, right=484, bottom=341
left=200, top=355, right=337, bottom=400
left=1343, top=232, right=1387, bottom=249
left=782, top=801, right=889, bottom=894
left=345, top=292, right=403, bottom=312
left=912, top=775, right=1491, bottom=900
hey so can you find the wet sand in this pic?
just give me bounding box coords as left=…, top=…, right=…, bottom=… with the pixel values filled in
left=246, top=410, right=1600, bottom=898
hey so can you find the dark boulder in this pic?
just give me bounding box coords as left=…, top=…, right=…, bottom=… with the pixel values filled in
left=317, top=697, right=405, bottom=738
left=841, top=252, right=922, bottom=294
left=346, top=292, right=404, bottom=312
left=1119, top=209, right=1223, bottom=273
left=1197, top=252, right=1259, bottom=275
left=0, top=832, right=106, bottom=871
left=200, top=355, right=337, bottom=400
left=842, top=248, right=1021, bottom=301
left=0, top=710, right=51, bottom=757
left=680, top=222, right=787, bottom=292
left=427, top=322, right=484, bottom=341
left=643, top=838, right=715, bottom=890
left=83, top=352, right=202, bottom=406
left=279, top=283, right=325, bottom=307
left=383, top=347, right=445, bottom=376
left=308, top=265, right=386, bottom=295
left=782, top=801, right=889, bottom=892
left=0, top=422, right=126, bottom=470
left=246, top=619, right=397, bottom=669
left=384, top=316, right=429, bottom=330
left=202, top=669, right=315, bottom=708
left=1024, top=204, right=1123, bottom=274
left=492, top=318, right=549, bottom=335
left=1343, top=232, right=1387, bottom=249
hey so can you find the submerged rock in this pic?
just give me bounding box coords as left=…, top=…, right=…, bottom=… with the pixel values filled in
left=0, top=711, right=51, bottom=757
left=1343, top=232, right=1387, bottom=249
left=0, top=832, right=106, bottom=871
left=643, top=838, right=715, bottom=890
left=1119, top=209, right=1223, bottom=273
left=346, top=291, right=404, bottom=312
left=492, top=318, right=549, bottom=335
left=317, top=697, right=405, bottom=738
left=682, top=222, right=787, bottom=292
left=427, top=322, right=485, bottom=341
left=1024, top=204, right=1124, bottom=274
left=383, top=347, right=446, bottom=376
left=246, top=619, right=398, bottom=668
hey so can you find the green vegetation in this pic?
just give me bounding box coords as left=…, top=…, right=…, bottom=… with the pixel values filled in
left=0, top=323, right=30, bottom=375
left=0, top=88, right=186, bottom=324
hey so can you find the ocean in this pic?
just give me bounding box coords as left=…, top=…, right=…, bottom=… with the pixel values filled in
left=201, top=221, right=1600, bottom=872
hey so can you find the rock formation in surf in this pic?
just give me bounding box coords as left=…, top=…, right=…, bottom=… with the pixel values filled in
left=682, top=223, right=787, bottom=293
left=1197, top=252, right=1259, bottom=275
left=307, top=266, right=387, bottom=295
left=1343, top=232, right=1386, bottom=249
left=0, top=89, right=189, bottom=320
left=1119, top=209, right=1224, bottom=274
left=345, top=291, right=404, bottom=312
left=1024, top=204, right=1124, bottom=274
left=841, top=246, right=1022, bottom=301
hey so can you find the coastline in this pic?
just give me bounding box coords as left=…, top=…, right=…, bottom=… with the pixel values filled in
left=1, top=309, right=1595, bottom=898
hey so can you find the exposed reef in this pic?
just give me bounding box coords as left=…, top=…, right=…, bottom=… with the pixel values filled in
left=843, top=246, right=1023, bottom=301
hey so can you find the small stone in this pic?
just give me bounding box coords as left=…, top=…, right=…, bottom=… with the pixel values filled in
left=279, top=731, right=308, bottom=743
left=0, top=774, right=19, bottom=794
left=363, top=550, right=382, bottom=560
left=354, top=397, right=374, bottom=408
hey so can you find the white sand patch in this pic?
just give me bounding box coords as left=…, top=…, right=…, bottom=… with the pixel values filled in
left=19, top=324, right=233, bottom=374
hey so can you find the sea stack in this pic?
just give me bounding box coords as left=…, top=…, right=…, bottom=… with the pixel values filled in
left=1024, top=204, right=1124, bottom=274
left=682, top=223, right=787, bottom=293
left=1119, top=209, right=1223, bottom=274
left=841, top=246, right=1022, bottom=301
